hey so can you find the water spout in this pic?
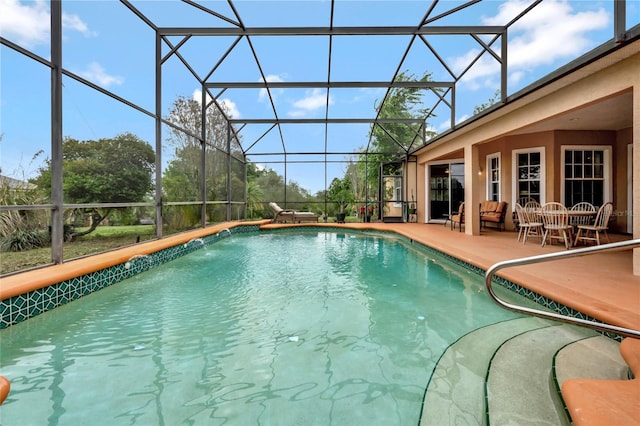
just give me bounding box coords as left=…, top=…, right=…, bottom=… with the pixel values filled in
left=217, top=228, right=231, bottom=237
left=125, top=254, right=153, bottom=269
left=184, top=238, right=205, bottom=248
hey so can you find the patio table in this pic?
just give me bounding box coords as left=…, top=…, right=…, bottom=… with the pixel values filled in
left=535, top=209, right=596, bottom=248
left=529, top=209, right=596, bottom=220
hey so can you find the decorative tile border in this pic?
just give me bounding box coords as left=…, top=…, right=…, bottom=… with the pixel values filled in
left=401, top=237, right=620, bottom=341
left=0, top=225, right=611, bottom=338
left=0, top=225, right=259, bottom=329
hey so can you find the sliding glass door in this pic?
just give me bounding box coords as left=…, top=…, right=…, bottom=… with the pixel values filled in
left=428, top=163, right=464, bottom=221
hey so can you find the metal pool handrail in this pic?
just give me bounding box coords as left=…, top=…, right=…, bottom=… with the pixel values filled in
left=484, top=239, right=640, bottom=339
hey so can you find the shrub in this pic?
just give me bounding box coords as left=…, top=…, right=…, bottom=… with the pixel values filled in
left=1, top=229, right=49, bottom=252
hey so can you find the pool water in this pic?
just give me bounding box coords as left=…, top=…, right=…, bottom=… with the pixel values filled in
left=0, top=232, right=523, bottom=425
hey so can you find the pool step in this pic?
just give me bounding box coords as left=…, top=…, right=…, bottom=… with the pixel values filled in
left=420, top=318, right=627, bottom=426
left=485, top=324, right=599, bottom=425
left=554, top=334, right=628, bottom=386
left=420, top=317, right=551, bottom=426
left=554, top=335, right=630, bottom=425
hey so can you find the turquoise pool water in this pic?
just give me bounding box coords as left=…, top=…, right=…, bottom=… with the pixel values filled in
left=0, top=231, right=523, bottom=425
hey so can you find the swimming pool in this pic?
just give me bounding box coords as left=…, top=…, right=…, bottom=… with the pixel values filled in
left=0, top=231, right=524, bottom=425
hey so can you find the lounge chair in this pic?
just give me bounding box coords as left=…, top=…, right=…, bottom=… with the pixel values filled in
left=269, top=202, right=318, bottom=223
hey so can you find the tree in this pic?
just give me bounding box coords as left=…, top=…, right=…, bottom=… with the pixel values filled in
left=246, top=180, right=264, bottom=219
left=162, top=95, right=243, bottom=224
left=163, top=96, right=240, bottom=199
left=359, top=70, right=438, bottom=198
left=473, top=89, right=501, bottom=115
left=246, top=163, right=319, bottom=218
left=33, top=133, right=155, bottom=238
left=327, top=177, right=354, bottom=215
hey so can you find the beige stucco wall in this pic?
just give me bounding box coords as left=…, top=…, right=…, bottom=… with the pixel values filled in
left=414, top=40, right=639, bottom=275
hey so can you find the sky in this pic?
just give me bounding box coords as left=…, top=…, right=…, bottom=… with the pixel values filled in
left=1, top=0, right=636, bottom=194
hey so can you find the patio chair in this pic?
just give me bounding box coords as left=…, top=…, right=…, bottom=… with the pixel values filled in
left=570, top=202, right=596, bottom=228
left=573, top=202, right=613, bottom=246
left=269, top=202, right=318, bottom=223
left=523, top=200, right=543, bottom=237
left=524, top=200, right=541, bottom=212
left=450, top=202, right=465, bottom=232
left=541, top=202, right=572, bottom=249
left=515, top=203, right=543, bottom=244
left=512, top=197, right=536, bottom=231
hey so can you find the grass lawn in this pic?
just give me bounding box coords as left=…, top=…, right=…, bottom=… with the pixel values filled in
left=1, top=225, right=156, bottom=276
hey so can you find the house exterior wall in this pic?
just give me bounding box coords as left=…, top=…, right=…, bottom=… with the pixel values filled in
left=414, top=40, right=639, bottom=275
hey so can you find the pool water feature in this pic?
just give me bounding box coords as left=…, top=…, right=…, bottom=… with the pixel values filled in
left=0, top=231, right=525, bottom=425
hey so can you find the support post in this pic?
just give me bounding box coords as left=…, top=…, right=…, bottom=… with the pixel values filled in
left=50, top=0, right=63, bottom=264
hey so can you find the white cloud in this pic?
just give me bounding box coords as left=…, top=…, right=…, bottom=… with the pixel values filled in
left=0, top=0, right=50, bottom=47
left=219, top=98, right=240, bottom=119
left=287, top=109, right=306, bottom=118
left=452, top=49, right=500, bottom=90
left=293, top=88, right=330, bottom=110
left=258, top=74, right=285, bottom=102
left=0, top=0, right=94, bottom=48
left=288, top=88, right=332, bottom=117
left=508, top=70, right=525, bottom=86
left=62, top=12, right=93, bottom=37
left=454, top=0, right=609, bottom=89
left=192, top=89, right=209, bottom=103
left=504, top=2, right=608, bottom=68
left=77, top=62, right=123, bottom=88
left=192, top=89, right=241, bottom=118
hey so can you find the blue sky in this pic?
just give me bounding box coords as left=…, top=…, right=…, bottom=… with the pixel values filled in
left=1, top=0, right=635, bottom=194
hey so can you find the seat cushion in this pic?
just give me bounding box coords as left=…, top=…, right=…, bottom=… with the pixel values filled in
left=482, top=212, right=501, bottom=222
left=480, top=201, right=498, bottom=213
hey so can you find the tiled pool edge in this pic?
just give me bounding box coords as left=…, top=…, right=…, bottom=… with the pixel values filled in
left=401, top=236, right=621, bottom=341
left=0, top=225, right=616, bottom=339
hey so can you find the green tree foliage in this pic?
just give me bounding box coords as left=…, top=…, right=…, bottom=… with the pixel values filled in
left=32, top=133, right=155, bottom=238
left=344, top=160, right=365, bottom=202
left=327, top=177, right=354, bottom=214
left=359, top=70, right=438, bottom=196
left=246, top=163, right=319, bottom=217
left=163, top=96, right=240, bottom=200
left=473, top=89, right=502, bottom=115
left=249, top=165, right=284, bottom=214
left=246, top=179, right=264, bottom=219
left=162, top=96, right=243, bottom=225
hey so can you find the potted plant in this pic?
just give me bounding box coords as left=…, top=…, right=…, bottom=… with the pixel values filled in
left=328, top=177, right=354, bottom=224
left=366, top=203, right=374, bottom=222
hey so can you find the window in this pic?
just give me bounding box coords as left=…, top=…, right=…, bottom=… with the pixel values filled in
left=562, top=146, right=611, bottom=207
left=486, top=153, right=500, bottom=201
left=512, top=148, right=545, bottom=204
